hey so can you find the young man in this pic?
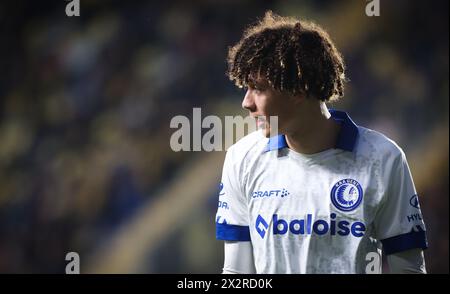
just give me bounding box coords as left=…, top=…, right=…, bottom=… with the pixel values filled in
left=215, top=11, right=428, bottom=274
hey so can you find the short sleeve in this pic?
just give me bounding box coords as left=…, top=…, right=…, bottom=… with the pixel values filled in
left=373, top=150, right=428, bottom=255
left=215, top=148, right=251, bottom=241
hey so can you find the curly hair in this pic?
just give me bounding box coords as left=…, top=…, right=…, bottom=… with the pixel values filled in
left=227, top=11, right=346, bottom=102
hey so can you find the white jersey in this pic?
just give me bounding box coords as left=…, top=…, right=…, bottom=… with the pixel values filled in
left=215, top=110, right=428, bottom=274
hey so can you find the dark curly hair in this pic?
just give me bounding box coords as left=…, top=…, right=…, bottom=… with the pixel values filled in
left=227, top=11, right=346, bottom=102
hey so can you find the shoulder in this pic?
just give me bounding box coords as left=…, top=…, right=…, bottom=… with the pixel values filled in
left=225, top=130, right=267, bottom=164
left=357, top=126, right=406, bottom=164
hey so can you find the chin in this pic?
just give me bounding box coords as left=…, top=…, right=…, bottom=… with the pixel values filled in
left=258, top=121, right=282, bottom=138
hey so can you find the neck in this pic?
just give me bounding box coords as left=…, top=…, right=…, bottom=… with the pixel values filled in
left=285, top=102, right=341, bottom=154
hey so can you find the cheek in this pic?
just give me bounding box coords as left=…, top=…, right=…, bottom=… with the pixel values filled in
left=256, top=94, right=275, bottom=111
left=267, top=100, right=297, bottom=130
left=263, top=97, right=286, bottom=117
left=254, top=95, right=269, bottom=114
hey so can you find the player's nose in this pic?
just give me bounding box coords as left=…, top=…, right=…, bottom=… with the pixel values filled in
left=242, top=90, right=256, bottom=112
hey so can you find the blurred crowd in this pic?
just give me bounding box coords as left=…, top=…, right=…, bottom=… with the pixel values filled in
left=0, top=0, right=448, bottom=273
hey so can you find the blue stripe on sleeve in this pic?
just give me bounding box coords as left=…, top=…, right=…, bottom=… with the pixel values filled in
left=381, top=230, right=428, bottom=255
left=216, top=223, right=251, bottom=241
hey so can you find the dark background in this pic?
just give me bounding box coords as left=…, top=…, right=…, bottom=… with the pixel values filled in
left=0, top=0, right=448, bottom=273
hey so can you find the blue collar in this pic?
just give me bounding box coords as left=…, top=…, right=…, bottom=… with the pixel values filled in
left=263, top=109, right=359, bottom=153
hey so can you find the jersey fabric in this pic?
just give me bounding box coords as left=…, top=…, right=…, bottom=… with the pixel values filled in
left=215, top=109, right=428, bottom=274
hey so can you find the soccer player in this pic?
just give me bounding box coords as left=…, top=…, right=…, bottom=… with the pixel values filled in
left=215, top=11, right=428, bottom=274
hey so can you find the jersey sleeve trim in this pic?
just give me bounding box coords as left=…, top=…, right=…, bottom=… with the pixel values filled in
left=381, top=229, right=428, bottom=255
left=216, top=223, right=251, bottom=241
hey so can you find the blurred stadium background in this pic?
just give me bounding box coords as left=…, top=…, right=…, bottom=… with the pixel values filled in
left=0, top=0, right=448, bottom=273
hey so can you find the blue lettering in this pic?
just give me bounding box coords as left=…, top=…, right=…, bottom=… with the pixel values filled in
left=330, top=213, right=337, bottom=235
left=407, top=213, right=423, bottom=222
left=351, top=222, right=366, bottom=237
left=251, top=189, right=289, bottom=199
left=218, top=201, right=229, bottom=210
left=289, top=219, right=305, bottom=234
left=313, top=219, right=329, bottom=235
left=273, top=214, right=288, bottom=234
left=306, top=214, right=312, bottom=234
left=337, top=220, right=350, bottom=236
left=259, top=214, right=365, bottom=238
